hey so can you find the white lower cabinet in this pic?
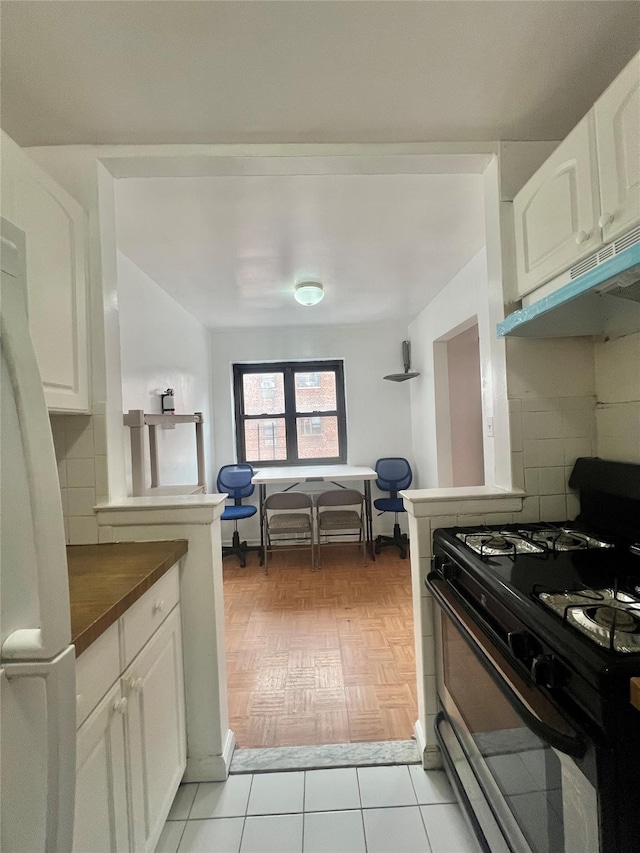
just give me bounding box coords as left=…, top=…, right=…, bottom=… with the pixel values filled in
left=73, top=567, right=186, bottom=853
left=74, top=682, right=130, bottom=853
left=126, top=607, right=186, bottom=852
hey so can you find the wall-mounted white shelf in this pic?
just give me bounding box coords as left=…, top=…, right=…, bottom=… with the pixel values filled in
left=123, top=410, right=207, bottom=497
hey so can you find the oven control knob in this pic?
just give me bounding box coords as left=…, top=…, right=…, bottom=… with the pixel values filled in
left=508, top=631, right=538, bottom=662
left=531, top=654, right=564, bottom=689
left=431, top=555, right=458, bottom=580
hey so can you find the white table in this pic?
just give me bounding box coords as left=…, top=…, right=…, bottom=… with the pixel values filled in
left=252, top=465, right=378, bottom=562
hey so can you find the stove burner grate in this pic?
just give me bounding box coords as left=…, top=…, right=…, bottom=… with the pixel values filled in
left=539, top=587, right=640, bottom=653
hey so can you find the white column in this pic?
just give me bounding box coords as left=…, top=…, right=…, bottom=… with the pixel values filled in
left=401, top=486, right=524, bottom=769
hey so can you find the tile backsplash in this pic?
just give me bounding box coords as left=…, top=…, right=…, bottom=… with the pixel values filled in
left=506, top=336, right=598, bottom=523
left=50, top=413, right=108, bottom=544
left=509, top=396, right=596, bottom=522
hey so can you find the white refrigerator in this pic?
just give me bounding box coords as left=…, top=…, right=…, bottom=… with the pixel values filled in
left=1, top=216, right=76, bottom=852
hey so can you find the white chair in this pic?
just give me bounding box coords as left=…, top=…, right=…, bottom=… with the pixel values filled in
left=315, top=488, right=366, bottom=567
left=263, top=491, right=315, bottom=573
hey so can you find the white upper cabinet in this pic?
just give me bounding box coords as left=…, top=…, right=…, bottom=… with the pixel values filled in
left=512, top=52, right=640, bottom=300
left=594, top=52, right=640, bottom=244
left=513, top=113, right=601, bottom=298
left=0, top=132, right=89, bottom=412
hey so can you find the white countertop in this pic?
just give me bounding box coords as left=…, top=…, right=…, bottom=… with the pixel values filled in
left=400, top=485, right=525, bottom=503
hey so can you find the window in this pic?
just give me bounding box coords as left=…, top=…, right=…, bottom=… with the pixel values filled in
left=233, top=360, right=347, bottom=465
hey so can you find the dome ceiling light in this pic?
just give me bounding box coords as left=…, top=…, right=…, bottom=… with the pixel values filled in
left=294, top=281, right=324, bottom=306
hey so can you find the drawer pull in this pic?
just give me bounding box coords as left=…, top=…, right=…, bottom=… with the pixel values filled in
left=598, top=212, right=614, bottom=229
left=153, top=599, right=165, bottom=614
left=128, top=677, right=143, bottom=694
left=575, top=230, right=590, bottom=245
left=113, top=697, right=128, bottom=715
left=76, top=694, right=82, bottom=706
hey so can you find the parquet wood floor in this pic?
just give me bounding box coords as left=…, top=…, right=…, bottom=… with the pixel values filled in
left=223, top=544, right=417, bottom=748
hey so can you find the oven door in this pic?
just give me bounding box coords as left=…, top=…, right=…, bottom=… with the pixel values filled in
left=429, top=573, right=600, bottom=853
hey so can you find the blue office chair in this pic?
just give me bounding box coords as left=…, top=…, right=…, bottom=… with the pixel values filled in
left=373, top=457, right=412, bottom=559
left=217, top=463, right=262, bottom=567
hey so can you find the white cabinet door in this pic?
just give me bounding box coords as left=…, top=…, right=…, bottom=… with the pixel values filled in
left=124, top=606, right=186, bottom=853
left=595, top=52, right=640, bottom=243
left=513, top=112, right=602, bottom=298
left=0, top=132, right=89, bottom=412
left=74, top=682, right=130, bottom=853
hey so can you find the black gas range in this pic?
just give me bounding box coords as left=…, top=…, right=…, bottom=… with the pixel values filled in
left=427, top=458, right=640, bottom=853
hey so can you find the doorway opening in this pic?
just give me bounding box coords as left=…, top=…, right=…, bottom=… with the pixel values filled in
left=222, top=545, right=416, bottom=750
left=434, top=319, right=485, bottom=487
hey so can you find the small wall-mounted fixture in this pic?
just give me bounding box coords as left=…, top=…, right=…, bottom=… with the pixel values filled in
left=383, top=341, right=420, bottom=382
left=294, top=281, right=324, bottom=306
left=161, top=388, right=175, bottom=413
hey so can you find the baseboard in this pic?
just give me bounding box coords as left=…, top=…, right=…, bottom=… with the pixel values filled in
left=184, top=729, right=236, bottom=782
left=414, top=719, right=442, bottom=770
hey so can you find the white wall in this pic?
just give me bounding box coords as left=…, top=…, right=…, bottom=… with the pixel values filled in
left=118, top=251, right=214, bottom=492
left=594, top=331, right=640, bottom=464
left=209, top=319, right=414, bottom=539
left=409, top=249, right=495, bottom=488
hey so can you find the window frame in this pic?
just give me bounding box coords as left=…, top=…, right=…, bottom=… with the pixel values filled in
left=233, top=360, right=347, bottom=466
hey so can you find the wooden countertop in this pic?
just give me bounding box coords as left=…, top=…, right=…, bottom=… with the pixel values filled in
left=67, top=540, right=188, bottom=656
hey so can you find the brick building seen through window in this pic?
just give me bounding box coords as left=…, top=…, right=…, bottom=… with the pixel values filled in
left=233, top=361, right=346, bottom=465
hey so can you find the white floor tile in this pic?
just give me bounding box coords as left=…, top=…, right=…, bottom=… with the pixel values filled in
left=304, top=768, right=361, bottom=812
left=421, top=804, right=482, bottom=853
left=363, top=806, right=430, bottom=853
left=409, top=768, right=455, bottom=805
left=177, top=817, right=244, bottom=853
left=167, top=784, right=199, bottom=820
left=357, top=765, right=418, bottom=809
left=247, top=771, right=305, bottom=815
left=303, top=810, right=366, bottom=853
left=156, top=820, right=185, bottom=853
left=240, top=814, right=303, bottom=853
left=190, top=775, right=252, bottom=819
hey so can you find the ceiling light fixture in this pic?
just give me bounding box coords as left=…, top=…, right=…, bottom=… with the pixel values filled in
left=294, top=281, right=324, bottom=306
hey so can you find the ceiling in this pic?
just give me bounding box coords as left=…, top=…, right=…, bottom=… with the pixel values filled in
left=114, top=171, right=486, bottom=328
left=1, top=1, right=639, bottom=147
left=3, top=1, right=638, bottom=330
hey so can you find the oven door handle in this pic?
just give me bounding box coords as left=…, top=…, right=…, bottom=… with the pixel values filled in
left=427, top=573, right=587, bottom=759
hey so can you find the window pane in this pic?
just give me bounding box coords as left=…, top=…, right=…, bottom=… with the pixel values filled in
left=296, top=416, right=339, bottom=459
left=244, top=418, right=287, bottom=461
left=294, top=371, right=337, bottom=412
left=242, top=373, right=285, bottom=416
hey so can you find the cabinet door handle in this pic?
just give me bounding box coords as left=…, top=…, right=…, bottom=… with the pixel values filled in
left=113, top=697, right=128, bottom=715
left=153, top=599, right=165, bottom=614
left=575, top=230, right=590, bottom=245
left=128, top=676, right=143, bottom=694
left=598, top=212, right=614, bottom=229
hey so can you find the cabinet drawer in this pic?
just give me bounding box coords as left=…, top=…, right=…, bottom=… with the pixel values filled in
left=121, top=564, right=180, bottom=667
left=76, top=620, right=120, bottom=728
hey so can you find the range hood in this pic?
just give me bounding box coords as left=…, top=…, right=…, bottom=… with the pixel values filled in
left=498, top=228, right=640, bottom=339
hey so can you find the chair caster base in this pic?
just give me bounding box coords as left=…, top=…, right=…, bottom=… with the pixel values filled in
left=222, top=530, right=262, bottom=567
left=375, top=525, right=409, bottom=558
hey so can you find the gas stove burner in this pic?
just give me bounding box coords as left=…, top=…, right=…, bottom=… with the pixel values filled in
left=455, top=530, right=545, bottom=557
left=485, top=536, right=511, bottom=551
left=553, top=533, right=583, bottom=549
left=591, top=605, right=638, bottom=633
left=539, top=588, right=640, bottom=652
left=527, top=525, right=615, bottom=552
